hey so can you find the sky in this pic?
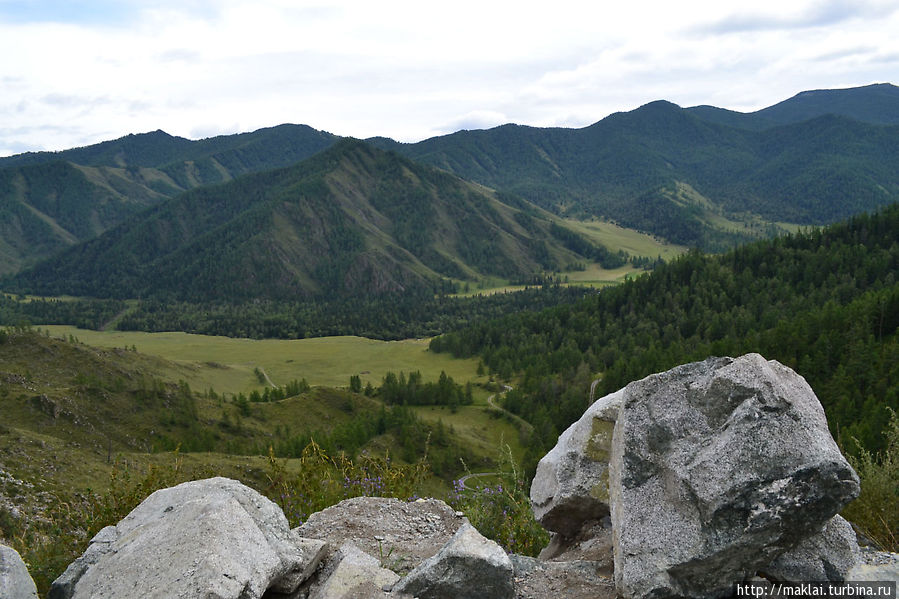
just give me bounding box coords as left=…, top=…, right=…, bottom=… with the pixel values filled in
left=1, top=0, right=897, bottom=156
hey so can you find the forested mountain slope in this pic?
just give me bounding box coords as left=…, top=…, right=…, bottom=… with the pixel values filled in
left=374, top=84, right=899, bottom=248
left=5, top=140, right=614, bottom=301
left=687, top=83, right=899, bottom=130
left=0, top=125, right=338, bottom=274
left=431, top=203, right=899, bottom=469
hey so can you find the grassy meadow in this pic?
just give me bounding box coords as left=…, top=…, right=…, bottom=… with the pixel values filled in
left=37, top=325, right=483, bottom=394
left=561, top=217, right=687, bottom=260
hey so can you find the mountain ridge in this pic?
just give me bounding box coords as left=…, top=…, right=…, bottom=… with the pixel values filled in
left=5, top=139, right=612, bottom=301
left=2, top=83, right=897, bottom=273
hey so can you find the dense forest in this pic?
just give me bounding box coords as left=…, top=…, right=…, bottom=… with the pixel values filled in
left=0, top=284, right=594, bottom=340
left=430, top=204, right=899, bottom=474
left=379, top=94, right=899, bottom=249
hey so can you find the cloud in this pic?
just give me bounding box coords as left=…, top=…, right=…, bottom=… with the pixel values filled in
left=0, top=0, right=897, bottom=154
left=435, top=111, right=510, bottom=135
left=692, top=0, right=898, bottom=34
left=157, top=49, right=202, bottom=63
left=811, top=45, right=879, bottom=62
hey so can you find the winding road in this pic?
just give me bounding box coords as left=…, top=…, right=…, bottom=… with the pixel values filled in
left=458, top=384, right=530, bottom=490
left=457, top=471, right=499, bottom=490
left=485, top=384, right=533, bottom=433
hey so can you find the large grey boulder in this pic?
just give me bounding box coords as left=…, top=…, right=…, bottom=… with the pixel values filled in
left=530, top=389, right=623, bottom=535
left=762, top=515, right=861, bottom=582
left=50, top=477, right=327, bottom=599
left=608, top=354, right=860, bottom=599
left=0, top=543, right=38, bottom=599
left=391, top=521, right=514, bottom=599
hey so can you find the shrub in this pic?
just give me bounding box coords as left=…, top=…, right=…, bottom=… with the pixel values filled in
left=447, top=445, right=550, bottom=557
left=843, top=408, right=899, bottom=551
left=264, top=440, right=430, bottom=527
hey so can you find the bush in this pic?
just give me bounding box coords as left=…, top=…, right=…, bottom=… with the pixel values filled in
left=447, top=445, right=550, bottom=557
left=843, top=408, right=899, bottom=551
left=264, top=441, right=430, bottom=527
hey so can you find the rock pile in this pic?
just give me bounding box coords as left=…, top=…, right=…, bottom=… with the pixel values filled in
left=530, top=353, right=882, bottom=598
left=43, top=480, right=517, bottom=599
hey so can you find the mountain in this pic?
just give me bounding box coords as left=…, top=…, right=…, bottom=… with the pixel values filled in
left=373, top=88, right=899, bottom=248
left=6, top=139, right=608, bottom=301
left=3, top=83, right=897, bottom=269
left=0, top=125, right=338, bottom=274
left=687, top=83, right=899, bottom=130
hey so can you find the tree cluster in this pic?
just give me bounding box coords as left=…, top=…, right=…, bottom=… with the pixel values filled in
left=431, top=204, right=899, bottom=476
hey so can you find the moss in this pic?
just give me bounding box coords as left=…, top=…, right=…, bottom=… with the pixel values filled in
left=586, top=417, right=616, bottom=503
left=585, top=417, right=615, bottom=463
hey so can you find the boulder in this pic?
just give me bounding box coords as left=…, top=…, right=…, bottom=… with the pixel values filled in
left=762, top=515, right=860, bottom=582
left=391, top=521, right=514, bottom=599
left=307, top=541, right=399, bottom=599
left=50, top=477, right=327, bottom=599
left=608, top=354, right=860, bottom=599
left=529, top=389, right=623, bottom=536
left=0, top=543, right=38, bottom=599
left=296, top=496, right=464, bottom=575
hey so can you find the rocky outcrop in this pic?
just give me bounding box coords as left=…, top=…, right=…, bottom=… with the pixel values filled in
left=307, top=541, right=400, bottom=599
left=391, top=521, right=514, bottom=599
left=296, top=496, right=464, bottom=575
left=50, top=477, right=327, bottom=599
left=848, top=549, right=899, bottom=581
left=532, top=354, right=875, bottom=599
left=529, top=389, right=623, bottom=536
left=50, top=487, right=520, bottom=599
left=0, top=543, right=38, bottom=599
left=609, top=355, right=859, bottom=598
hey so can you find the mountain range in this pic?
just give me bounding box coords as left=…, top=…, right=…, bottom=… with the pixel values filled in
left=2, top=83, right=898, bottom=298
left=377, top=84, right=899, bottom=246
left=6, top=140, right=610, bottom=300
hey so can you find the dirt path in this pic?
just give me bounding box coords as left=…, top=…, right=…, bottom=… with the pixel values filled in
left=589, top=378, right=601, bottom=404
left=259, top=367, right=277, bottom=388
left=458, top=471, right=498, bottom=490
left=486, top=384, right=533, bottom=432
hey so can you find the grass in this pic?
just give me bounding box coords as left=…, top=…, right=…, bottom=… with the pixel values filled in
left=0, top=327, right=554, bottom=594
left=0, top=329, right=509, bottom=494
left=562, top=217, right=687, bottom=260
left=37, top=325, right=482, bottom=394
left=409, top=404, right=527, bottom=465
left=842, top=409, right=899, bottom=552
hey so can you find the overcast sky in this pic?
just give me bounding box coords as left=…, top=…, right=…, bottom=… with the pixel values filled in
left=1, top=0, right=897, bottom=156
